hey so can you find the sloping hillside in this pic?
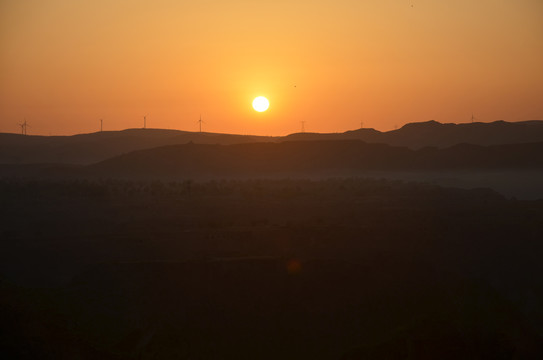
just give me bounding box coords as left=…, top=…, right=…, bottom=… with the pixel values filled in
left=86, top=140, right=543, bottom=179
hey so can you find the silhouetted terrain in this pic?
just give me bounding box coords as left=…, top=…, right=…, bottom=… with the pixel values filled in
left=1, top=178, right=543, bottom=359
left=83, top=140, right=543, bottom=200
left=2, top=120, right=543, bottom=358
left=2, top=120, right=543, bottom=164
left=285, top=120, right=543, bottom=149
left=3, top=138, right=543, bottom=199
left=345, top=120, right=543, bottom=149
left=0, top=128, right=275, bottom=165
left=87, top=140, right=543, bottom=177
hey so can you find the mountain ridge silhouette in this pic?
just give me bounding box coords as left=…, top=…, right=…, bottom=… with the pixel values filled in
left=2, top=120, right=543, bottom=165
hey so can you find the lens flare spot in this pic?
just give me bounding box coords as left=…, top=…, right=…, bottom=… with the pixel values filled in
left=287, top=259, right=302, bottom=274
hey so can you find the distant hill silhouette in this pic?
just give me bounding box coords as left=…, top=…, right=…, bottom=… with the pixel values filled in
left=85, top=140, right=543, bottom=179
left=365, top=120, right=543, bottom=149
left=0, top=128, right=276, bottom=165
left=1, top=120, right=542, bottom=165
left=283, top=120, right=543, bottom=147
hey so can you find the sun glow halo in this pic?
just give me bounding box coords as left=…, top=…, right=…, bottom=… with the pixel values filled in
left=252, top=96, right=270, bottom=112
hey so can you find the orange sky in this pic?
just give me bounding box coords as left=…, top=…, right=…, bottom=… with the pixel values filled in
left=1, top=0, right=542, bottom=136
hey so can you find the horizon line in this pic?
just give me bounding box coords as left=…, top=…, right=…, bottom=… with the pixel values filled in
left=2, top=119, right=542, bottom=138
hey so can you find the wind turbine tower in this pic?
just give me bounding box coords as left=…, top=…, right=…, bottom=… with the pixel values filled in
left=301, top=120, right=306, bottom=133
left=100, top=119, right=103, bottom=132
left=143, top=115, right=147, bottom=129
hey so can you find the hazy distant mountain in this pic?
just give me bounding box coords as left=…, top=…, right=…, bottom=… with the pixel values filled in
left=0, top=129, right=276, bottom=165
left=285, top=120, right=543, bottom=148
left=1, top=120, right=543, bottom=165
left=85, top=140, right=543, bottom=179
left=367, top=120, right=543, bottom=149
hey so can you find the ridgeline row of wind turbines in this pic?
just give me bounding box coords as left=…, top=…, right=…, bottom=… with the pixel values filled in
left=16, top=114, right=481, bottom=136
left=15, top=115, right=311, bottom=136
left=17, top=115, right=206, bottom=136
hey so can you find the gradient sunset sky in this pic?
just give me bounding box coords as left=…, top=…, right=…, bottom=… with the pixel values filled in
left=1, top=0, right=542, bottom=135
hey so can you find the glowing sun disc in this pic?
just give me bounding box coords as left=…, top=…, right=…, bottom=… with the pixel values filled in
left=252, top=96, right=269, bottom=112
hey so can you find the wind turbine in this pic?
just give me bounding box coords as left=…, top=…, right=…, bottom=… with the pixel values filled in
left=198, top=115, right=205, bottom=133
left=18, top=120, right=29, bottom=135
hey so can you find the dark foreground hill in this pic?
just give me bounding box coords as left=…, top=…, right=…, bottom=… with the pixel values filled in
left=2, top=120, right=543, bottom=164
left=1, top=178, right=542, bottom=359
left=86, top=140, right=543, bottom=179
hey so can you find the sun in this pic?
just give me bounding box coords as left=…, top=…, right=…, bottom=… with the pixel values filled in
left=252, top=96, right=269, bottom=112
